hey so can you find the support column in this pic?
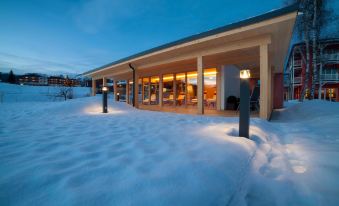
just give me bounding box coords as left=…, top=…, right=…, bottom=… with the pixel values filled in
left=134, top=72, right=139, bottom=108
left=173, top=74, right=177, bottom=106
left=102, top=77, right=107, bottom=87
left=216, top=66, right=221, bottom=110
left=159, top=74, right=163, bottom=107
left=197, top=56, right=204, bottom=114
left=91, top=79, right=96, bottom=96
left=260, top=44, right=269, bottom=119
left=113, top=80, right=118, bottom=101
left=126, top=80, right=130, bottom=104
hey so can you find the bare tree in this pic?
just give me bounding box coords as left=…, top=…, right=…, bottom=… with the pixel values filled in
left=57, top=86, right=73, bottom=101
left=285, top=0, right=335, bottom=100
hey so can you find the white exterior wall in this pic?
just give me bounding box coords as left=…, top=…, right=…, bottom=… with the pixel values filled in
left=220, top=65, right=240, bottom=110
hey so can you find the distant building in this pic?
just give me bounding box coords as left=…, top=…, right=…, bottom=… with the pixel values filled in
left=48, top=76, right=80, bottom=86
left=284, top=39, right=339, bottom=102
left=18, top=73, right=48, bottom=86
left=48, top=76, right=66, bottom=86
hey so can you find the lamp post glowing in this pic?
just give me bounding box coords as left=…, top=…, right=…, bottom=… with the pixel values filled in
left=239, top=70, right=250, bottom=138
left=102, top=86, right=108, bottom=113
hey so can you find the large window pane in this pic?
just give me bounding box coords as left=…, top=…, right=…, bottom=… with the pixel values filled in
left=117, top=80, right=126, bottom=101
left=176, top=73, right=186, bottom=106
left=163, top=74, right=174, bottom=106
left=204, top=68, right=217, bottom=109
left=128, top=80, right=133, bottom=105
left=150, top=76, right=159, bottom=105
left=138, top=78, right=142, bottom=103
left=142, top=78, right=150, bottom=105
left=187, top=71, right=197, bottom=106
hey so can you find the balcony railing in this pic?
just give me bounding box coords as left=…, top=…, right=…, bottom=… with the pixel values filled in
left=294, top=59, right=302, bottom=67
left=320, top=73, right=339, bottom=81
left=294, top=76, right=302, bottom=84
left=322, top=53, right=339, bottom=62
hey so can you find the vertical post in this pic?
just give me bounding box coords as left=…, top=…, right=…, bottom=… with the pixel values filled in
left=113, top=80, right=118, bottom=101
left=184, top=72, right=188, bottom=106
left=134, top=72, right=139, bottom=108
left=102, top=87, right=108, bottom=113
left=159, top=74, right=163, bottom=107
left=216, top=66, right=221, bottom=110
left=292, top=50, right=295, bottom=100
left=239, top=75, right=250, bottom=138
left=260, top=44, right=269, bottom=119
left=173, top=74, right=177, bottom=106
left=102, top=77, right=107, bottom=87
left=318, top=48, right=323, bottom=100
left=197, top=56, right=204, bottom=114
left=126, top=80, right=130, bottom=104
left=91, top=79, right=96, bottom=96
left=148, top=77, right=151, bottom=104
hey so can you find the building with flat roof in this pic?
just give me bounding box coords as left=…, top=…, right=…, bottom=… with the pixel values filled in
left=83, top=4, right=299, bottom=120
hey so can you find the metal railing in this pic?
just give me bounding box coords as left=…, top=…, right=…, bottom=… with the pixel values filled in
left=293, top=76, right=302, bottom=84
left=320, top=73, right=339, bottom=81
left=322, top=53, right=339, bottom=62
left=294, top=59, right=302, bottom=67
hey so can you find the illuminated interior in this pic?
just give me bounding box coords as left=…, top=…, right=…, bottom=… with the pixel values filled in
left=138, top=68, right=217, bottom=108
left=204, top=68, right=217, bottom=109
left=176, top=73, right=186, bottom=106
left=163, top=74, right=174, bottom=106
left=150, top=76, right=160, bottom=105
left=142, top=78, right=150, bottom=105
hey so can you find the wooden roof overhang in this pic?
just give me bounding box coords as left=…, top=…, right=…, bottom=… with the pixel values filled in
left=84, top=5, right=298, bottom=80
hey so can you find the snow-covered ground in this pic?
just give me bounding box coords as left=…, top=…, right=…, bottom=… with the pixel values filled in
left=0, top=83, right=91, bottom=102
left=0, top=85, right=338, bottom=205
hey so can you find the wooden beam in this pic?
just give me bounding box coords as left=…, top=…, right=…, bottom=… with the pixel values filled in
left=260, top=44, right=269, bottom=119
left=91, top=79, right=96, bottom=96
left=197, top=56, right=204, bottom=114
left=113, top=80, right=118, bottom=101
left=159, top=74, right=163, bottom=107
left=126, top=80, right=130, bottom=104
left=134, top=72, right=139, bottom=108
left=138, top=35, right=271, bottom=70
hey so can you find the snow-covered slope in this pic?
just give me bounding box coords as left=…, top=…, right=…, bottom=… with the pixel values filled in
left=236, top=100, right=339, bottom=206
left=0, top=83, right=91, bottom=102
left=0, top=96, right=338, bottom=206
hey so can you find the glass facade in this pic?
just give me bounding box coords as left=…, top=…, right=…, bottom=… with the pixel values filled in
left=142, top=78, right=150, bottom=105
left=136, top=68, right=217, bottom=109
left=163, top=74, right=174, bottom=106
left=138, top=78, right=142, bottom=104
left=128, top=80, right=133, bottom=105
left=176, top=73, right=186, bottom=106
left=187, top=71, right=198, bottom=106
left=204, top=68, right=217, bottom=109
left=117, top=80, right=126, bottom=101
left=150, top=76, right=160, bottom=105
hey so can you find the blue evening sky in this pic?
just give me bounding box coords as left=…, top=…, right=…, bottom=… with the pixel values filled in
left=0, top=0, right=302, bottom=75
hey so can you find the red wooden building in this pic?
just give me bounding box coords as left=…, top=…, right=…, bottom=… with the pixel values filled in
left=285, top=39, right=339, bottom=102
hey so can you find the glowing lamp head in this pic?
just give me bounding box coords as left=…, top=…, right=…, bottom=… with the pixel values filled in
left=102, top=86, right=108, bottom=92
left=240, top=70, right=251, bottom=79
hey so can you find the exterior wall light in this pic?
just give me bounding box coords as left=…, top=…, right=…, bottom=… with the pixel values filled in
left=102, top=86, right=108, bottom=113
left=240, top=69, right=251, bottom=79
left=239, top=69, right=251, bottom=138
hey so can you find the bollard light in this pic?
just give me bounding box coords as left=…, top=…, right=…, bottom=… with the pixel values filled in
left=102, top=86, right=108, bottom=113
left=116, top=92, right=120, bottom=102
left=239, top=69, right=250, bottom=138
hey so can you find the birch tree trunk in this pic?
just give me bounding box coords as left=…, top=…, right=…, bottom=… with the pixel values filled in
left=310, top=0, right=318, bottom=99
left=299, top=27, right=311, bottom=101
